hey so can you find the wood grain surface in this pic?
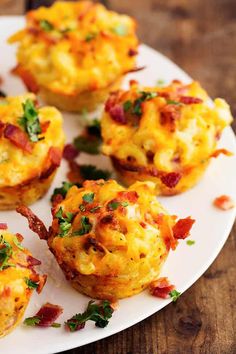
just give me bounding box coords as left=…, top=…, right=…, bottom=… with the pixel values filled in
left=0, top=1, right=235, bottom=353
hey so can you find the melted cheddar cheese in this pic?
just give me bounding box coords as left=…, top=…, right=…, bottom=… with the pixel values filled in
left=101, top=80, right=233, bottom=194
left=9, top=1, right=138, bottom=95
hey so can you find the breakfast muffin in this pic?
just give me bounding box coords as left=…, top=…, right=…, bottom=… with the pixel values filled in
left=9, top=1, right=138, bottom=112
left=101, top=80, right=233, bottom=195
left=0, top=93, right=64, bottom=209
left=0, top=224, right=46, bottom=338
left=42, top=179, right=194, bottom=300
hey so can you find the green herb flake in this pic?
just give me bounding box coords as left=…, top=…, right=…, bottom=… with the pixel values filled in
left=51, top=322, right=61, bottom=328
left=24, top=277, right=38, bottom=290
left=85, top=32, right=97, bottom=42
left=13, top=236, right=24, bottom=251
left=80, top=165, right=111, bottom=181
left=24, top=316, right=41, bottom=326
left=39, top=19, right=54, bottom=32
left=51, top=181, right=76, bottom=201
left=132, top=91, right=158, bottom=116
left=55, top=207, right=75, bottom=237
left=19, top=99, right=42, bottom=142
left=112, top=23, right=128, bottom=36
left=186, top=240, right=195, bottom=246
left=166, top=99, right=181, bottom=105
left=169, top=289, right=181, bottom=302
left=156, top=79, right=166, bottom=86
left=82, top=193, right=95, bottom=203
left=123, top=100, right=132, bottom=112
left=87, top=119, right=101, bottom=138
left=0, top=235, right=13, bottom=271
left=73, top=136, right=100, bottom=155
left=73, top=216, right=92, bottom=236
left=65, top=300, right=113, bottom=332
left=108, top=201, right=129, bottom=210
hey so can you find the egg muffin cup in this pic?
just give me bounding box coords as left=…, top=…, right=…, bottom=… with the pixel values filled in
left=101, top=80, right=233, bottom=195
left=0, top=94, right=64, bottom=210
left=9, top=1, right=138, bottom=112
left=0, top=227, right=46, bottom=338
left=44, top=179, right=194, bottom=300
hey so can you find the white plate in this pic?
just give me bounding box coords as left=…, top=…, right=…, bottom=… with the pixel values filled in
left=0, top=16, right=236, bottom=354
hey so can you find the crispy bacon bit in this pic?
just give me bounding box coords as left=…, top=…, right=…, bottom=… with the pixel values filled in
left=0, top=223, right=7, bottom=230
left=40, top=146, right=62, bottom=179
left=149, top=277, right=175, bottom=299
left=41, top=121, right=50, bottom=134
left=173, top=217, right=195, bottom=239
left=109, top=104, right=127, bottom=124
left=213, top=195, right=234, bottom=210
left=211, top=149, right=233, bottom=158
left=51, top=193, right=64, bottom=209
left=140, top=221, right=147, bottom=229
left=4, top=124, right=32, bottom=153
left=160, top=105, right=181, bottom=132
left=16, top=205, right=49, bottom=240
left=100, top=214, right=114, bottom=224
left=128, top=48, right=138, bottom=56
left=37, top=274, right=47, bottom=294
left=0, top=121, right=5, bottom=137
left=117, top=191, right=138, bottom=203
left=34, top=303, right=63, bottom=327
left=16, top=233, right=24, bottom=242
left=161, top=172, right=182, bottom=188
left=63, top=143, right=79, bottom=161
left=180, top=96, right=203, bottom=104
left=27, top=255, right=42, bottom=267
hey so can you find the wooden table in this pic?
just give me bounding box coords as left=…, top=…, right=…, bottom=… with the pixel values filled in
left=1, top=1, right=236, bottom=353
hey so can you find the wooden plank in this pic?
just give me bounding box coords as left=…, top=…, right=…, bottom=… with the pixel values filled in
left=0, top=0, right=25, bottom=15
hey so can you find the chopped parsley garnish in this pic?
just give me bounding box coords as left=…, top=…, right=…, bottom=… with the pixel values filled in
left=55, top=207, right=75, bottom=237
left=51, top=181, right=77, bottom=201
left=65, top=300, right=113, bottom=331
left=25, top=277, right=38, bottom=290
left=0, top=235, right=13, bottom=271
left=112, top=24, right=128, bottom=36
left=73, top=216, right=92, bottom=236
left=80, top=164, right=111, bottom=181
left=24, top=316, right=41, bottom=326
left=51, top=322, right=61, bottom=328
left=169, top=289, right=181, bottom=302
left=123, top=100, right=132, bottom=112
left=39, top=19, right=54, bottom=32
left=85, top=32, right=97, bottom=42
left=73, top=135, right=101, bottom=155
left=166, top=99, right=181, bottom=105
left=156, top=79, right=166, bottom=86
left=82, top=193, right=95, bottom=203
left=13, top=236, right=24, bottom=250
left=124, top=91, right=158, bottom=116
left=186, top=240, right=195, bottom=246
left=107, top=201, right=129, bottom=210
left=19, top=99, right=42, bottom=142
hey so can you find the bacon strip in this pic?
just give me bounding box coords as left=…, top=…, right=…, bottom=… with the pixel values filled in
left=149, top=277, right=175, bottom=299
left=213, top=195, right=234, bottom=210
left=4, top=124, right=32, bottom=153
left=63, top=143, right=79, bottom=161
left=40, top=146, right=62, bottom=179
left=27, top=255, right=42, bottom=266
left=211, top=149, right=233, bottom=158
left=173, top=217, right=195, bottom=239
left=180, top=96, right=203, bottom=104
left=161, top=172, right=182, bottom=188
left=34, top=303, right=63, bottom=327
left=16, top=205, right=49, bottom=240
left=0, top=223, right=7, bottom=230
left=109, top=104, right=127, bottom=124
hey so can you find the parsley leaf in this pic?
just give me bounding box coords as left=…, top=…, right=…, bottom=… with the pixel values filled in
left=132, top=91, right=158, bottom=116
left=39, top=19, right=54, bottom=32
left=25, top=277, right=38, bottom=290
left=107, top=201, right=129, bottom=210
left=0, top=235, right=13, bottom=271
left=82, top=193, right=94, bottom=203
left=73, top=216, right=92, bottom=236
left=73, top=136, right=101, bottom=155
left=112, top=24, right=128, bottom=36
left=51, top=181, right=79, bottom=201
left=80, top=165, right=111, bottom=181
left=169, top=289, right=181, bottom=302
left=123, top=100, right=132, bottom=112
left=24, top=316, right=41, bottom=326
left=166, top=99, right=181, bottom=105
left=87, top=119, right=101, bottom=138
left=55, top=207, right=75, bottom=237
left=19, top=99, right=42, bottom=142
left=65, top=300, right=113, bottom=331
left=85, top=32, right=97, bottom=42
left=186, top=240, right=195, bottom=246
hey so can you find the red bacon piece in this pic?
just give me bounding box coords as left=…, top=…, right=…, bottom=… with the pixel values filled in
left=117, top=191, right=138, bottom=203
left=4, top=124, right=32, bottom=153
left=36, top=274, right=47, bottom=294
left=15, top=233, right=24, bottom=242
left=180, top=96, right=203, bottom=104
left=211, top=148, right=233, bottom=158
left=0, top=121, right=5, bottom=137
left=41, top=121, right=50, bottom=134
left=173, top=217, right=195, bottom=239
left=149, top=277, right=175, bottom=299
left=161, top=172, right=182, bottom=188
left=0, top=223, right=7, bottom=230
left=41, top=146, right=62, bottom=179
left=213, top=195, right=234, bottom=210
left=27, top=255, right=42, bottom=267
left=160, top=105, right=181, bottom=132
left=128, top=48, right=138, bottom=57
left=34, top=303, right=63, bottom=327
left=109, top=104, right=127, bottom=124
left=63, top=143, right=79, bottom=161
left=16, top=205, right=49, bottom=240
